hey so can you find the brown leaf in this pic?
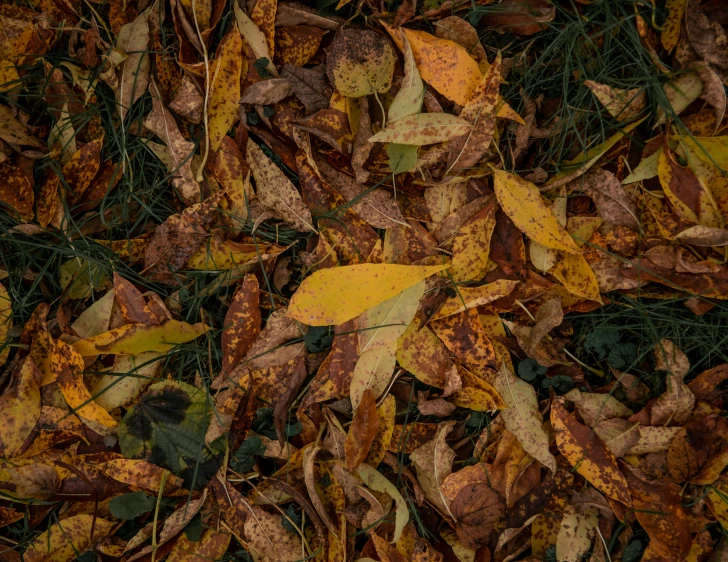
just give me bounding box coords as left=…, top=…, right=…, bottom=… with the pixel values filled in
left=221, top=274, right=261, bottom=373
left=239, top=77, right=293, bottom=105
left=687, top=364, right=728, bottom=401
left=450, top=480, right=504, bottom=550
left=113, top=273, right=159, bottom=325
left=622, top=464, right=691, bottom=560
left=345, top=388, right=380, bottom=470
left=144, top=80, right=200, bottom=206
left=247, top=138, right=315, bottom=231
left=478, top=0, right=555, bottom=36
left=317, top=158, right=405, bottom=229
left=168, top=73, right=203, bottom=123
left=280, top=63, right=330, bottom=114
left=447, top=53, right=501, bottom=172
left=409, top=420, right=457, bottom=518
left=575, top=168, right=640, bottom=230
left=0, top=162, right=34, bottom=221
left=143, top=194, right=222, bottom=284
left=666, top=414, right=728, bottom=484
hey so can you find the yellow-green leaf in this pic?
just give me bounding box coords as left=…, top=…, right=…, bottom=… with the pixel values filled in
left=357, top=463, right=409, bottom=543
left=369, top=113, right=472, bottom=146
left=287, top=263, right=447, bottom=326
left=350, top=342, right=397, bottom=410
left=233, top=1, right=277, bottom=76
left=388, top=32, right=424, bottom=123
left=72, top=320, right=207, bottom=356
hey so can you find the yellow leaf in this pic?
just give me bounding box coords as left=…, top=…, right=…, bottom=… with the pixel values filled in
left=72, top=320, right=207, bottom=356
left=661, top=0, right=687, bottom=52
left=396, top=322, right=451, bottom=388
left=350, top=342, right=397, bottom=410
left=369, top=113, right=472, bottom=146
left=357, top=463, right=409, bottom=543
left=0, top=61, right=20, bottom=92
left=287, top=263, right=447, bottom=326
left=327, top=29, right=396, bottom=97
left=0, top=357, right=41, bottom=457
left=449, top=368, right=506, bottom=412
left=493, top=169, right=582, bottom=253
left=366, top=394, right=396, bottom=466
left=207, top=28, right=243, bottom=152
left=56, top=340, right=118, bottom=428
left=91, top=352, right=164, bottom=411
left=450, top=207, right=497, bottom=282
left=233, top=0, right=277, bottom=76
left=433, top=279, right=518, bottom=320
left=383, top=23, right=482, bottom=106
left=24, top=515, right=116, bottom=562
left=186, top=236, right=280, bottom=270
left=706, top=482, right=728, bottom=529
left=550, top=253, right=602, bottom=303
left=529, top=188, right=567, bottom=272
left=0, top=282, right=10, bottom=367
left=551, top=400, right=631, bottom=505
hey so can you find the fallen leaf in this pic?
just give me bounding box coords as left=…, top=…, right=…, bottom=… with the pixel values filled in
left=327, top=28, right=395, bottom=97
left=24, top=515, right=116, bottom=562
left=72, top=320, right=207, bottom=355
left=221, top=274, right=261, bottom=373
left=493, top=169, right=582, bottom=253
left=370, top=113, right=472, bottom=146
left=494, top=363, right=556, bottom=471
left=345, top=388, right=379, bottom=470
left=116, top=6, right=151, bottom=122
left=383, top=24, right=482, bottom=106
left=288, top=263, right=446, bottom=326
left=207, top=27, right=243, bottom=151
left=247, top=138, right=315, bottom=232
left=144, top=80, right=200, bottom=205
left=585, top=81, right=646, bottom=122
left=409, top=421, right=457, bottom=519
left=0, top=357, right=41, bottom=457
left=551, top=399, right=631, bottom=505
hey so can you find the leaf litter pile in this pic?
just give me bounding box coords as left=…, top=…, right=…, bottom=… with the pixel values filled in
left=4, top=0, right=728, bottom=560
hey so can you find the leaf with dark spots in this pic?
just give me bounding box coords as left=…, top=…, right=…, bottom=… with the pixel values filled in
left=118, top=380, right=224, bottom=490
left=506, top=469, right=573, bottom=528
